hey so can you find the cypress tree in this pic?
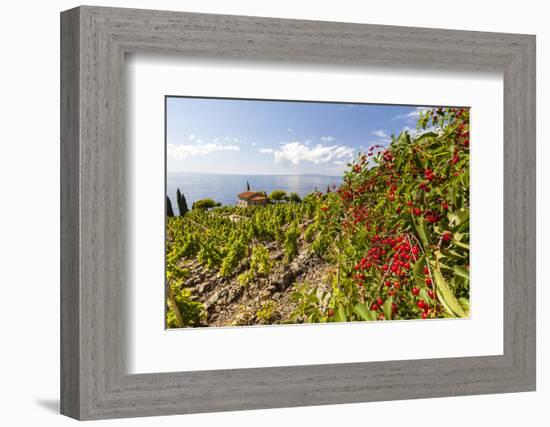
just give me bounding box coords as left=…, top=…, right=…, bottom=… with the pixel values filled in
left=180, top=193, right=188, bottom=216
left=166, top=196, right=174, bottom=217
left=176, top=188, right=189, bottom=216
left=246, top=181, right=250, bottom=191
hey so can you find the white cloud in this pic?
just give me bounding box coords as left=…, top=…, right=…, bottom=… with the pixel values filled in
left=333, top=160, right=346, bottom=166
left=287, top=128, right=293, bottom=132
left=251, top=142, right=257, bottom=146
left=167, top=143, right=240, bottom=160
left=321, top=136, right=337, bottom=142
left=393, top=106, right=431, bottom=121
left=223, top=136, right=239, bottom=143
left=264, top=141, right=354, bottom=165
left=371, top=129, right=390, bottom=140
left=188, top=133, right=196, bottom=140
left=402, top=124, right=440, bottom=137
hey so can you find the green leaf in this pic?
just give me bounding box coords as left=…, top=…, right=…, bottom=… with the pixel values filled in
left=458, top=297, right=470, bottom=316
left=453, top=265, right=470, bottom=281
left=416, top=131, right=439, bottom=142
left=353, top=303, right=375, bottom=321
left=412, top=254, right=427, bottom=286
left=454, top=240, right=470, bottom=250
left=419, top=288, right=432, bottom=304
left=441, top=249, right=466, bottom=260
left=447, top=211, right=459, bottom=227
left=455, top=208, right=469, bottom=226
left=438, top=261, right=454, bottom=272
left=413, top=215, right=431, bottom=246
left=334, top=304, right=347, bottom=322
left=383, top=297, right=393, bottom=320
left=432, top=261, right=467, bottom=318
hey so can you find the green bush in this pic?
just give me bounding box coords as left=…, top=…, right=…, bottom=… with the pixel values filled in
left=193, top=198, right=221, bottom=210
left=269, top=190, right=287, bottom=201
left=289, top=192, right=302, bottom=203
left=166, top=285, right=205, bottom=328
left=283, top=223, right=299, bottom=262
left=256, top=301, right=277, bottom=324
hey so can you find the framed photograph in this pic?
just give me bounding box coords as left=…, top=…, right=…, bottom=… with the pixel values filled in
left=163, top=97, right=471, bottom=329
left=61, top=6, right=536, bottom=420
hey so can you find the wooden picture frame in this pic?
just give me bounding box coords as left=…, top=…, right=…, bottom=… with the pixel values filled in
left=60, top=5, right=536, bottom=420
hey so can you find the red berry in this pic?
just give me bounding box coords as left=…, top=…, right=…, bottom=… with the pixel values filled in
left=425, top=277, right=432, bottom=286
left=428, top=290, right=435, bottom=299
left=442, top=231, right=452, bottom=242
left=413, top=208, right=422, bottom=216
left=327, top=308, right=334, bottom=317
left=377, top=298, right=384, bottom=306
left=412, top=287, right=420, bottom=296
left=423, top=266, right=429, bottom=275
left=389, top=290, right=395, bottom=296
left=421, top=311, right=428, bottom=319
left=452, top=153, right=459, bottom=164
left=417, top=300, right=426, bottom=309
left=385, top=280, right=392, bottom=287
left=371, top=303, right=379, bottom=311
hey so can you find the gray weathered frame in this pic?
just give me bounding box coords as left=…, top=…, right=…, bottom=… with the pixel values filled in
left=60, top=5, right=536, bottom=420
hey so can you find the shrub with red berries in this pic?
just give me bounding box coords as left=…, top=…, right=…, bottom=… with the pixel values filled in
left=292, top=107, right=470, bottom=323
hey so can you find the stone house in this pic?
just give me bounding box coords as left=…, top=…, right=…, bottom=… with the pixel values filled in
left=237, top=191, right=268, bottom=207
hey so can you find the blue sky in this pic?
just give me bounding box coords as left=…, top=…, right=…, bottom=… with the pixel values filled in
left=166, top=97, right=426, bottom=176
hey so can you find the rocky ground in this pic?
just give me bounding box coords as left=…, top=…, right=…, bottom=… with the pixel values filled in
left=179, top=226, right=333, bottom=327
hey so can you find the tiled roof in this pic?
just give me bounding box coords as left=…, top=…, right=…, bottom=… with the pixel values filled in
left=250, top=195, right=267, bottom=202
left=238, top=191, right=264, bottom=200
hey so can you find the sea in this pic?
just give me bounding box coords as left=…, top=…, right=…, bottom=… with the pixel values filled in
left=167, top=173, right=341, bottom=215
